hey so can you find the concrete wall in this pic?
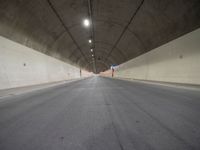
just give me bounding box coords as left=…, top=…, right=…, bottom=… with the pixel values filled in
left=102, top=28, right=200, bottom=85
left=0, top=36, right=91, bottom=90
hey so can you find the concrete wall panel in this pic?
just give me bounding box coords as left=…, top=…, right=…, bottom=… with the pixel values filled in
left=103, top=28, right=200, bottom=85
left=0, top=36, right=90, bottom=90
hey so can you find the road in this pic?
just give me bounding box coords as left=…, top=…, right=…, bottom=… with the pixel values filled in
left=0, top=77, right=200, bottom=150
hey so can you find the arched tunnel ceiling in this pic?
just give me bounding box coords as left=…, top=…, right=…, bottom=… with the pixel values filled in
left=0, top=0, right=200, bottom=73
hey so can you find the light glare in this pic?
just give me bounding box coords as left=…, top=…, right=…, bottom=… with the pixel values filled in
left=89, top=39, right=92, bottom=43
left=83, top=19, right=90, bottom=27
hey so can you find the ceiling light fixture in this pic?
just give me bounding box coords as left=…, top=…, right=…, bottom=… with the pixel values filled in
left=83, top=19, right=90, bottom=27
left=89, top=39, right=92, bottom=43
left=91, top=49, right=93, bottom=52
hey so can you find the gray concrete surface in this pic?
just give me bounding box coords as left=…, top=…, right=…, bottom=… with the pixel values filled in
left=0, top=78, right=87, bottom=99
left=111, top=77, right=200, bottom=91
left=0, top=76, right=200, bottom=150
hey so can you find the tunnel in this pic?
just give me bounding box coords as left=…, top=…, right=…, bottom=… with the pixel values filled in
left=0, top=0, right=200, bottom=149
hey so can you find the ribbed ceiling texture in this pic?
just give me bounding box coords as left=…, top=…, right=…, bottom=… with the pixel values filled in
left=0, top=0, right=200, bottom=73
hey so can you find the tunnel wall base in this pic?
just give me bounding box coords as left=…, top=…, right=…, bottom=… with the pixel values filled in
left=103, top=28, right=200, bottom=85
left=0, top=36, right=90, bottom=90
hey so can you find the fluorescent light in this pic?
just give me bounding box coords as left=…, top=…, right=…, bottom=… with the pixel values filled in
left=83, top=19, right=90, bottom=27
left=89, top=39, right=92, bottom=43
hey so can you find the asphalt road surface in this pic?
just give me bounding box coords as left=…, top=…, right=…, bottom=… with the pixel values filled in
left=0, top=77, right=200, bottom=150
